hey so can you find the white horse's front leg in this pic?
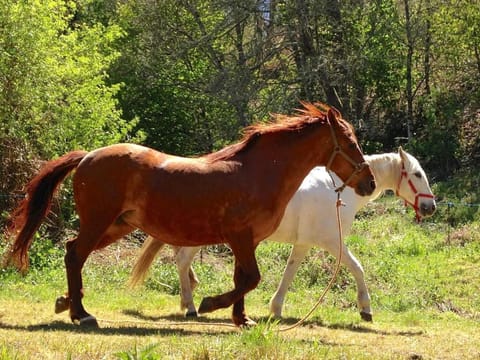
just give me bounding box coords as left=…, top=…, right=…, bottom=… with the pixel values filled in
left=323, top=240, right=372, bottom=321
left=269, top=244, right=311, bottom=317
left=341, top=248, right=372, bottom=321
left=173, top=246, right=202, bottom=317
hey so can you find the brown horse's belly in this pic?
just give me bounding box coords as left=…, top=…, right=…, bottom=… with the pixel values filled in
left=121, top=207, right=227, bottom=247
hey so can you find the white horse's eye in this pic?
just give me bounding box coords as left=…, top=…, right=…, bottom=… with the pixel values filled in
left=414, top=171, right=422, bottom=178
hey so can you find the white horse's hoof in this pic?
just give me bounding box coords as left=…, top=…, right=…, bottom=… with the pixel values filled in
left=360, top=311, right=373, bottom=322
left=185, top=310, right=198, bottom=317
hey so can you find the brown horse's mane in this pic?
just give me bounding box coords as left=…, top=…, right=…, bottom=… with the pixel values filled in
left=204, top=102, right=340, bottom=162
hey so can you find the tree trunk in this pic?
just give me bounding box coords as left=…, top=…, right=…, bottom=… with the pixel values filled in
left=404, top=0, right=413, bottom=140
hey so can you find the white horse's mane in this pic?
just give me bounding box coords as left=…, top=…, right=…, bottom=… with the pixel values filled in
left=363, top=150, right=426, bottom=200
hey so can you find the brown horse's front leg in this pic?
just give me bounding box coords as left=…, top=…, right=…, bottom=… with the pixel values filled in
left=232, top=297, right=257, bottom=327
left=198, top=236, right=260, bottom=327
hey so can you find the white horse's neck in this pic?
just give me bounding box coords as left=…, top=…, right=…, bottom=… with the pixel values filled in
left=353, top=153, right=402, bottom=209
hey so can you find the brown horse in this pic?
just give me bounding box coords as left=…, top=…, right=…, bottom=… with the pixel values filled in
left=6, top=103, right=375, bottom=327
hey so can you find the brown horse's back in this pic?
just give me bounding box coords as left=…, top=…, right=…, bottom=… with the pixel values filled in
left=72, top=144, right=165, bottom=228
left=71, top=143, right=280, bottom=248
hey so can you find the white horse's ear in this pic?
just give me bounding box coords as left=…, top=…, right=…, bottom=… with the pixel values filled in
left=398, top=146, right=407, bottom=163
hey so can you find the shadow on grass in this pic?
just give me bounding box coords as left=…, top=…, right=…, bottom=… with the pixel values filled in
left=121, top=308, right=232, bottom=324
left=254, top=315, right=425, bottom=337
left=0, top=309, right=424, bottom=338
left=0, top=314, right=236, bottom=337
left=122, top=309, right=424, bottom=337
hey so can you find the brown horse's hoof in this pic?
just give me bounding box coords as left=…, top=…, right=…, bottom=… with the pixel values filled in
left=54, top=296, right=69, bottom=314
left=73, top=315, right=99, bottom=328
left=185, top=310, right=198, bottom=317
left=234, top=316, right=257, bottom=328
left=198, top=297, right=215, bottom=314
left=360, top=311, right=373, bottom=322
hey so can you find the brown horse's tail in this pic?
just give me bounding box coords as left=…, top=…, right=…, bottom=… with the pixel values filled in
left=5, top=150, right=88, bottom=272
left=129, top=236, right=165, bottom=287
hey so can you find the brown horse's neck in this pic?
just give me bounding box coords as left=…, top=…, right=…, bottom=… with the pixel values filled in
left=236, top=121, right=331, bottom=204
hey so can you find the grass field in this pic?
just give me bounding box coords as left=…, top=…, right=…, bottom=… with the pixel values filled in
left=1, top=196, right=479, bottom=359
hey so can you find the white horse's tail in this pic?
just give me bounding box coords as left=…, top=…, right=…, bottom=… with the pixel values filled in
left=129, top=236, right=165, bottom=287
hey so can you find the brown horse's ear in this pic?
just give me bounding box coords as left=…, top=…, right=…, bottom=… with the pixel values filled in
left=327, top=108, right=339, bottom=124
left=331, top=106, right=341, bottom=118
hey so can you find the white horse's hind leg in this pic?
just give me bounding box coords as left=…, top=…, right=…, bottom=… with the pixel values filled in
left=173, top=246, right=201, bottom=316
left=269, top=244, right=311, bottom=317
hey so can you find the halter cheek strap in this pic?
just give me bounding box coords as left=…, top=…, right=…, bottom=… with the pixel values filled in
left=325, top=118, right=368, bottom=193
left=395, top=164, right=435, bottom=221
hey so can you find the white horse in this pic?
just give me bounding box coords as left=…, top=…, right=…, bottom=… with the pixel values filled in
left=130, top=147, right=436, bottom=321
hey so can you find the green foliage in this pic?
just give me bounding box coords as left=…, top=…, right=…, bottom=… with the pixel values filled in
left=27, top=234, right=64, bottom=271
left=408, top=90, right=462, bottom=178
left=109, top=0, right=248, bottom=155
left=115, top=343, right=159, bottom=360
left=0, top=344, right=22, bottom=360
left=431, top=170, right=480, bottom=225
left=0, top=0, right=139, bottom=159
left=144, top=263, right=181, bottom=295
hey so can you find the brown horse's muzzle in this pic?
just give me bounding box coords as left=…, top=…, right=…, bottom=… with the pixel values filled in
left=356, top=175, right=376, bottom=196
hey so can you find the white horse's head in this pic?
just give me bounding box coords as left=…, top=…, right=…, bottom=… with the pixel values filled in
left=396, top=147, right=436, bottom=219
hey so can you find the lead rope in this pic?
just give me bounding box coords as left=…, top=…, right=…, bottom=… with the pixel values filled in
left=276, top=188, right=344, bottom=332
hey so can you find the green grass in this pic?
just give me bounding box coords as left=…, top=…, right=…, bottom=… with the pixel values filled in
left=0, top=195, right=479, bottom=359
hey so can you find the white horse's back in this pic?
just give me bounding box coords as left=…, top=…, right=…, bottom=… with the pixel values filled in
left=269, top=167, right=359, bottom=247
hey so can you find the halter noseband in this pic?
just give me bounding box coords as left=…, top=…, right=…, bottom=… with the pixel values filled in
left=325, top=118, right=368, bottom=193
left=395, top=163, right=435, bottom=221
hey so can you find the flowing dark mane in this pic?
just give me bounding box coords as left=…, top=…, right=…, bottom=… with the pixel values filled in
left=204, top=102, right=334, bottom=162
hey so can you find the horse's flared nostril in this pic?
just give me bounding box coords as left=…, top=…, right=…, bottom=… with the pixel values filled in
left=421, top=202, right=436, bottom=216
left=370, top=179, right=376, bottom=192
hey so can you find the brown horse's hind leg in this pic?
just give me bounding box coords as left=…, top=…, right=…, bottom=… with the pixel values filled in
left=63, top=235, right=98, bottom=326
left=198, top=233, right=260, bottom=327
left=61, top=219, right=134, bottom=326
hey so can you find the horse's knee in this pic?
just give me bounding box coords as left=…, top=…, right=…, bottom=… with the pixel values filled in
left=188, top=268, right=199, bottom=289
left=245, top=271, right=260, bottom=291
left=234, top=265, right=260, bottom=291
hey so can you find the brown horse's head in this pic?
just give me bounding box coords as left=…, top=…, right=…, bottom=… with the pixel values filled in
left=306, top=103, right=376, bottom=196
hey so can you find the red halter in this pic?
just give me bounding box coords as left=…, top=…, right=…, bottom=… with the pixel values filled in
left=395, top=163, right=435, bottom=221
